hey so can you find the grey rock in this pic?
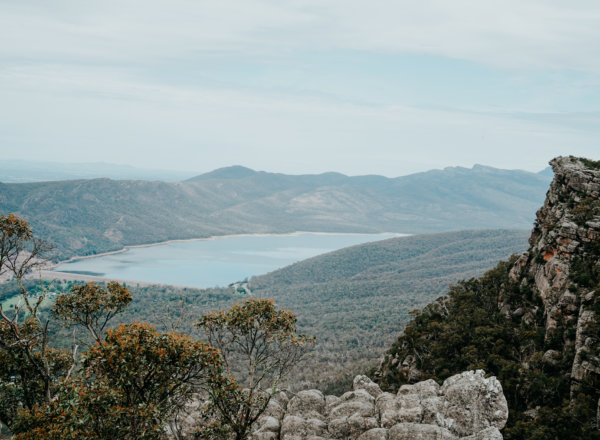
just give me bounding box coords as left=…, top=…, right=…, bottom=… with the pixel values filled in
left=354, top=374, right=384, bottom=398
left=287, top=389, right=327, bottom=419
left=252, top=372, right=508, bottom=440
left=280, top=415, right=328, bottom=440
left=459, top=427, right=503, bottom=440
left=376, top=392, right=401, bottom=428
left=329, top=389, right=378, bottom=439
left=440, top=370, right=508, bottom=437
left=358, top=427, right=389, bottom=440
left=388, top=422, right=457, bottom=440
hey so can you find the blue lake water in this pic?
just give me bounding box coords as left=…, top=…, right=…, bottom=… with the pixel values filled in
left=53, top=233, right=403, bottom=287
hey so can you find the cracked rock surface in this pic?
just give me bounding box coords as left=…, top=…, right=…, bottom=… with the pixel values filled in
left=252, top=371, right=508, bottom=440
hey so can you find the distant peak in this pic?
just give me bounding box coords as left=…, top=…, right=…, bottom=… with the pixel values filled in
left=187, top=165, right=257, bottom=181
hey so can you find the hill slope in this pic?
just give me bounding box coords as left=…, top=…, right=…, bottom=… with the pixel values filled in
left=0, top=165, right=549, bottom=259
left=236, top=229, right=529, bottom=390
left=376, top=156, right=600, bottom=439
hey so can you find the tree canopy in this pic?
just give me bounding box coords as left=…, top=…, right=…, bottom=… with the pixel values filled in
left=0, top=214, right=312, bottom=439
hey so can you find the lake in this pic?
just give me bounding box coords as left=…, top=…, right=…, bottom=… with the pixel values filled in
left=53, top=233, right=404, bottom=287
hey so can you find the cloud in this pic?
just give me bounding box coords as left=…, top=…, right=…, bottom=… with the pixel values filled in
left=3, top=1, right=600, bottom=71
left=1, top=62, right=598, bottom=176
left=1, top=1, right=599, bottom=175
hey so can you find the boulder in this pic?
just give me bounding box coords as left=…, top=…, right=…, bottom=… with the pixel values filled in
left=440, top=370, right=508, bottom=437
left=287, top=389, right=327, bottom=420
left=328, top=389, right=378, bottom=439
left=250, top=371, right=508, bottom=440
left=459, top=427, right=503, bottom=440
left=358, top=427, right=389, bottom=440
left=388, top=422, right=457, bottom=440
left=354, top=375, right=383, bottom=398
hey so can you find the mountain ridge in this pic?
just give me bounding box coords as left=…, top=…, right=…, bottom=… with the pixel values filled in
left=0, top=165, right=550, bottom=260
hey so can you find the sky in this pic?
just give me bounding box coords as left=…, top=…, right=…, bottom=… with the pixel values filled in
left=1, top=0, right=600, bottom=177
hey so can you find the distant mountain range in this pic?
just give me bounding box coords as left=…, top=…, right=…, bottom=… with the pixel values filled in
left=0, top=164, right=551, bottom=259
left=0, top=160, right=196, bottom=182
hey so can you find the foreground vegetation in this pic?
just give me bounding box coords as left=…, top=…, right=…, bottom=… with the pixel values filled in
left=377, top=254, right=600, bottom=440
left=0, top=215, right=311, bottom=439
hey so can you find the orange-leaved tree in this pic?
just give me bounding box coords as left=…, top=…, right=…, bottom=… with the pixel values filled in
left=1, top=214, right=313, bottom=439
left=13, top=323, right=223, bottom=440
left=0, top=214, right=66, bottom=431
left=53, top=281, right=132, bottom=344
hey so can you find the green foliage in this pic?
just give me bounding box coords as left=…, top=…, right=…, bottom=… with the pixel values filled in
left=198, top=299, right=313, bottom=440
left=245, top=230, right=529, bottom=390
left=571, top=196, right=600, bottom=226
left=0, top=320, right=72, bottom=427
left=12, top=378, right=163, bottom=440
left=578, top=157, right=600, bottom=170
left=52, top=281, right=132, bottom=342
left=1, top=229, right=531, bottom=396
left=0, top=215, right=315, bottom=440
left=84, top=322, right=220, bottom=417
left=377, top=256, right=599, bottom=439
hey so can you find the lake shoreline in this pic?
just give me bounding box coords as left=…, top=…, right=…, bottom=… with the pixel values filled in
left=53, top=231, right=408, bottom=266
left=45, top=231, right=408, bottom=288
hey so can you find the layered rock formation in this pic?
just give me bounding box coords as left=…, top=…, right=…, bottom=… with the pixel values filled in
left=376, top=156, right=600, bottom=436
left=252, top=371, right=508, bottom=440
left=507, top=156, right=600, bottom=388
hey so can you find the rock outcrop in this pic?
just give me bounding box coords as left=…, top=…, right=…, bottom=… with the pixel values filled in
left=375, top=156, right=600, bottom=436
left=505, top=157, right=600, bottom=392
left=252, top=371, right=508, bottom=440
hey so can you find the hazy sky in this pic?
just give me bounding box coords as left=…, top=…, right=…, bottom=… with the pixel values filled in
left=2, top=1, right=600, bottom=176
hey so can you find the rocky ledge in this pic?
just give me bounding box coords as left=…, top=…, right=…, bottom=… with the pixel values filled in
left=252, top=370, right=508, bottom=440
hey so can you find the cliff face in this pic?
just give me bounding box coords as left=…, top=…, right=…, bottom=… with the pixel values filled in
left=375, top=156, right=600, bottom=439
left=507, top=156, right=600, bottom=391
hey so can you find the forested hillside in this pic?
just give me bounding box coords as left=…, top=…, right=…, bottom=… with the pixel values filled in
left=246, top=229, right=529, bottom=391
left=81, top=229, right=528, bottom=393
left=1, top=229, right=529, bottom=394
left=0, top=165, right=549, bottom=259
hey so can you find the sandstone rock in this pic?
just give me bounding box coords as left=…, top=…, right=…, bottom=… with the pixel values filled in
left=354, top=374, right=383, bottom=398
left=542, top=349, right=561, bottom=365
left=328, top=414, right=379, bottom=439
left=251, top=372, right=508, bottom=440
left=376, top=392, right=401, bottom=428
left=252, top=432, right=279, bottom=440
left=325, top=394, right=341, bottom=413
left=287, top=390, right=327, bottom=419
left=388, top=422, right=457, bottom=440
left=459, top=427, right=503, bottom=440
left=329, top=389, right=377, bottom=439
left=440, top=370, right=508, bottom=437
left=358, top=427, right=389, bottom=440
left=280, top=415, right=328, bottom=439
